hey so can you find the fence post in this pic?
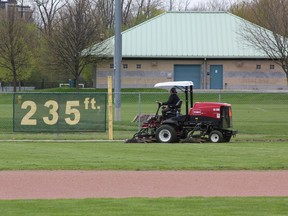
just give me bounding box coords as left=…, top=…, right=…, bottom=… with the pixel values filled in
left=218, top=91, right=221, bottom=102
left=138, top=93, right=141, bottom=129
left=108, top=76, right=113, bottom=140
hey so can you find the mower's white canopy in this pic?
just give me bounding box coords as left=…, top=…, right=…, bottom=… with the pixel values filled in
left=154, top=81, right=193, bottom=88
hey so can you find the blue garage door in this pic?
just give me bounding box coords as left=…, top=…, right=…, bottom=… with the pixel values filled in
left=210, top=65, right=223, bottom=89
left=174, top=65, right=201, bottom=89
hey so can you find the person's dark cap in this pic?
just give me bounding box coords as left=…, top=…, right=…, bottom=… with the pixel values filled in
left=170, top=87, right=177, bottom=94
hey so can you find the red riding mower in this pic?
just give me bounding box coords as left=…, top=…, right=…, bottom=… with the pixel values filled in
left=126, top=81, right=237, bottom=143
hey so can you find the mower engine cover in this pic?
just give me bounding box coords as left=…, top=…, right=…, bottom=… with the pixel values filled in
left=189, top=102, right=233, bottom=129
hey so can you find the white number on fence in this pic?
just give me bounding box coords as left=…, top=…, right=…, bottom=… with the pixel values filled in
left=21, top=100, right=81, bottom=126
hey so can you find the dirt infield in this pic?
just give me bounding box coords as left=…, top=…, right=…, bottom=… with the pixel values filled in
left=1, top=171, right=288, bottom=200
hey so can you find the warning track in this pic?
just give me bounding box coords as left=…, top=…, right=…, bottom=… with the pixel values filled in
left=0, top=170, right=288, bottom=200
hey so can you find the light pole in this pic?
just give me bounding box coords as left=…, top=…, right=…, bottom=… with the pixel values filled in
left=114, top=0, right=122, bottom=121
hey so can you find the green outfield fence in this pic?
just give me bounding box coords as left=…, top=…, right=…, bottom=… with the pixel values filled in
left=0, top=91, right=288, bottom=141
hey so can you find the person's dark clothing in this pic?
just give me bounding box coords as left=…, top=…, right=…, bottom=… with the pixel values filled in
left=162, top=93, right=180, bottom=108
left=162, top=93, right=180, bottom=117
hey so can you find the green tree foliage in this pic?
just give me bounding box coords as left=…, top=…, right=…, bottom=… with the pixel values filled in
left=0, top=9, right=37, bottom=91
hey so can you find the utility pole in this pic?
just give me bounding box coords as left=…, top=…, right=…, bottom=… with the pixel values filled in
left=114, top=0, right=122, bottom=121
left=20, top=0, right=24, bottom=19
left=169, top=0, right=173, bottom=11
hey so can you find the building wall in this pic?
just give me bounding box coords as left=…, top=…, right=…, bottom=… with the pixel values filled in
left=95, top=59, right=287, bottom=90
left=222, top=60, right=286, bottom=90
left=0, top=0, right=33, bottom=21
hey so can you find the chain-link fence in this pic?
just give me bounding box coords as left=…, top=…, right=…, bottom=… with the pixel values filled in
left=1, top=91, right=288, bottom=141
left=0, top=81, right=94, bottom=91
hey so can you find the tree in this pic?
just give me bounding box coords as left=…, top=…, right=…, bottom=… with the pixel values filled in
left=33, top=0, right=65, bottom=36
left=94, top=0, right=165, bottom=37
left=229, top=0, right=261, bottom=24
left=132, top=0, right=164, bottom=25
left=191, top=0, right=232, bottom=11
left=47, top=0, right=101, bottom=88
left=162, top=0, right=193, bottom=11
left=94, top=0, right=115, bottom=30
left=0, top=8, right=37, bottom=92
left=31, top=0, right=69, bottom=85
left=27, top=0, right=165, bottom=87
left=236, top=0, right=288, bottom=85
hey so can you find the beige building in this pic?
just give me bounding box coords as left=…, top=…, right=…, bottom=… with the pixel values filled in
left=0, top=0, right=33, bottom=21
left=89, top=12, right=287, bottom=90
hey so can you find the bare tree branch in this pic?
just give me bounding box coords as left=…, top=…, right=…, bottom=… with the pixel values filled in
left=33, top=0, right=65, bottom=35
left=239, top=0, right=288, bottom=85
left=47, top=0, right=101, bottom=88
left=191, top=0, right=232, bottom=11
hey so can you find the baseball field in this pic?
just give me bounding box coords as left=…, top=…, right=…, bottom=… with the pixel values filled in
left=0, top=90, right=288, bottom=215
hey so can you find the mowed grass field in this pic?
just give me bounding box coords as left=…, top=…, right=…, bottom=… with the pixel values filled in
left=0, top=90, right=288, bottom=215
left=1, top=197, right=288, bottom=216
left=0, top=141, right=288, bottom=170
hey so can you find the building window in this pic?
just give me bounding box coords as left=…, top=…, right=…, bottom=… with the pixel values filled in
left=110, top=64, right=114, bottom=69
left=136, top=64, right=141, bottom=69
left=270, top=65, right=275, bottom=70
left=123, top=64, right=128, bottom=69
left=256, top=65, right=261, bottom=69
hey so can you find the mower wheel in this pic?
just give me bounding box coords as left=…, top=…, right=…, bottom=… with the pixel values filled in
left=209, top=130, right=223, bottom=143
left=155, top=125, right=177, bottom=143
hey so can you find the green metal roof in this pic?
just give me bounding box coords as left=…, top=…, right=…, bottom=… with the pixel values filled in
left=87, top=11, right=268, bottom=59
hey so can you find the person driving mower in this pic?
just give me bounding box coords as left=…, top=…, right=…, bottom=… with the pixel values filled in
left=161, top=87, right=180, bottom=117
